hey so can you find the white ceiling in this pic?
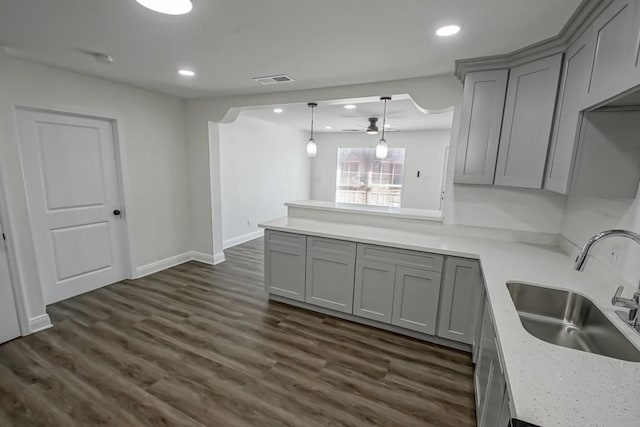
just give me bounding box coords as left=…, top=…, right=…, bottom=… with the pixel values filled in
left=239, top=95, right=454, bottom=133
left=0, top=0, right=581, bottom=99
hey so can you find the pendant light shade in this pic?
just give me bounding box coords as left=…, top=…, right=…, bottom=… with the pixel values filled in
left=306, top=139, right=317, bottom=157
left=376, top=138, right=388, bottom=159
left=307, top=103, right=318, bottom=158
left=376, top=96, right=391, bottom=159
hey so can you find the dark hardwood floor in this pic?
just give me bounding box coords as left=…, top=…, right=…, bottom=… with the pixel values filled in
left=0, top=238, right=476, bottom=426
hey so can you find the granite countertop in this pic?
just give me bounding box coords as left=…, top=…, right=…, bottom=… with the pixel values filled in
left=259, top=216, right=640, bottom=427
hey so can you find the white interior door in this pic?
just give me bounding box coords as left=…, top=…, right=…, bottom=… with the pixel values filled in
left=17, top=110, right=127, bottom=304
left=0, top=221, right=21, bottom=344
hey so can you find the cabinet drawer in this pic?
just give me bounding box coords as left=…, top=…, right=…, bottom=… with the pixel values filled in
left=265, top=230, right=306, bottom=250
left=357, top=244, right=443, bottom=272
left=307, top=236, right=356, bottom=257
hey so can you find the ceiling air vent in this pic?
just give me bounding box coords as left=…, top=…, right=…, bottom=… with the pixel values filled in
left=252, top=74, right=295, bottom=85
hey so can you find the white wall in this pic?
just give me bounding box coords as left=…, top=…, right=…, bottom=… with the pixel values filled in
left=0, top=53, right=191, bottom=328
left=310, top=130, right=450, bottom=210
left=185, top=74, right=569, bottom=256
left=219, top=115, right=310, bottom=246
left=560, top=111, right=640, bottom=287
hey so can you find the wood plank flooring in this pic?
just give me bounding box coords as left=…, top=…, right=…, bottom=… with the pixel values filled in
left=0, top=238, right=476, bottom=426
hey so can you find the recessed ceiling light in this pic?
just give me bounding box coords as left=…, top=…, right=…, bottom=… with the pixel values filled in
left=273, top=108, right=283, bottom=113
left=136, top=0, right=193, bottom=15
left=177, top=69, right=195, bottom=77
left=344, top=105, right=357, bottom=110
left=436, top=25, right=461, bottom=37
left=325, top=126, right=333, bottom=129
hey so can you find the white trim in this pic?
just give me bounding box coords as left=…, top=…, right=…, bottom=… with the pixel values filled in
left=135, top=252, right=192, bottom=278
left=190, top=251, right=215, bottom=265
left=135, top=250, right=226, bottom=278
left=213, top=252, right=226, bottom=265
left=223, top=230, right=264, bottom=249
left=29, top=314, right=52, bottom=334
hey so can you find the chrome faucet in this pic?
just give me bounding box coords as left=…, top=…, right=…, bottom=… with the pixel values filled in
left=574, top=229, right=640, bottom=328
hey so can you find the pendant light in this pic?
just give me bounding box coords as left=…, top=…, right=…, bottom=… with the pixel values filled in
left=376, top=96, right=391, bottom=159
left=306, top=103, right=318, bottom=157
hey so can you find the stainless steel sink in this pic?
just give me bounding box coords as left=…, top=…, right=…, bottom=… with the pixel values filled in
left=507, top=282, right=640, bottom=362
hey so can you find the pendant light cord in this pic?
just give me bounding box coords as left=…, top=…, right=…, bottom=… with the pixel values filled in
left=381, top=98, right=388, bottom=140
left=310, top=105, right=314, bottom=140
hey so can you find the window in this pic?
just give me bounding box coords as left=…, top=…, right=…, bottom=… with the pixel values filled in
left=335, top=147, right=406, bottom=207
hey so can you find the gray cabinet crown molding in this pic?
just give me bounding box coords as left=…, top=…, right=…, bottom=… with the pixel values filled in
left=454, top=0, right=611, bottom=82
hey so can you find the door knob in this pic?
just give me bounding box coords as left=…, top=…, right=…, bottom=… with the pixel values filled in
left=113, top=209, right=121, bottom=216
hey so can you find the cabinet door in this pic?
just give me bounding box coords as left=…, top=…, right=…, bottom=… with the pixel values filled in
left=305, top=238, right=356, bottom=313
left=498, top=390, right=512, bottom=427
left=586, top=0, right=637, bottom=106
left=353, top=259, right=396, bottom=323
left=454, top=69, right=509, bottom=185
left=480, top=357, right=506, bottom=427
left=264, top=230, right=306, bottom=301
left=391, top=267, right=441, bottom=334
left=544, top=33, right=594, bottom=194
left=474, top=307, right=493, bottom=422
left=494, top=54, right=562, bottom=189
left=475, top=300, right=508, bottom=427
left=437, top=257, right=483, bottom=344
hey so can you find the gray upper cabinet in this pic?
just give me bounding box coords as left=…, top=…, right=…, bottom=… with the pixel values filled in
left=391, top=267, right=441, bottom=334
left=353, top=259, right=396, bottom=323
left=264, top=230, right=306, bottom=301
left=437, top=257, right=483, bottom=344
left=305, top=237, right=356, bottom=313
left=454, top=69, right=509, bottom=185
left=544, top=33, right=594, bottom=194
left=586, top=0, right=638, bottom=107
left=494, top=54, right=562, bottom=189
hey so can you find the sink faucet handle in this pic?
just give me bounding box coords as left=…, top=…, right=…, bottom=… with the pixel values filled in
left=612, top=286, right=639, bottom=309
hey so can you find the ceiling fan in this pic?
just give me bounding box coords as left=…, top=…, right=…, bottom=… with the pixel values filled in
left=341, top=117, right=400, bottom=133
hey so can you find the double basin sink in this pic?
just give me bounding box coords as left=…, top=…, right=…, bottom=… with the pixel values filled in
left=507, top=282, right=640, bottom=362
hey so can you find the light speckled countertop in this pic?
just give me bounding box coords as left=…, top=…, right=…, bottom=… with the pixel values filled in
left=259, top=216, right=640, bottom=427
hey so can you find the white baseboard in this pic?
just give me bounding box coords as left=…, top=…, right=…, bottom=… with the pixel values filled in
left=135, top=250, right=227, bottom=278
left=135, top=252, right=192, bottom=278
left=213, top=252, right=226, bottom=265
left=223, top=230, right=264, bottom=249
left=29, top=314, right=52, bottom=334
left=190, top=251, right=215, bottom=265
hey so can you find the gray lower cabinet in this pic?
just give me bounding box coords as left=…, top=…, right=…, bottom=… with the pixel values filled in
left=437, top=257, right=483, bottom=344
left=305, top=237, right=356, bottom=313
left=494, top=54, right=562, bottom=189
left=353, top=259, right=396, bottom=322
left=498, top=390, right=512, bottom=427
left=264, top=230, right=307, bottom=301
left=391, top=266, right=441, bottom=334
left=454, top=69, right=509, bottom=185
left=475, top=299, right=509, bottom=427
